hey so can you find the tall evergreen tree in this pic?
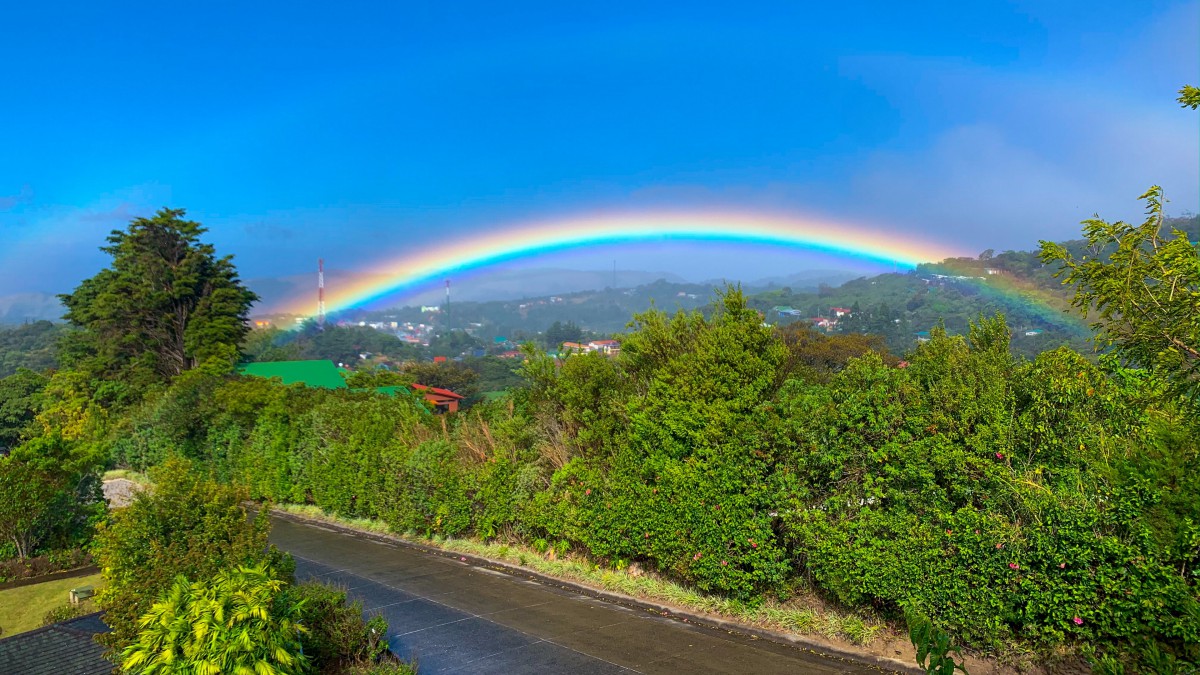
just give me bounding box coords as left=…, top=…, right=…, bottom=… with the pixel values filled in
left=59, top=208, right=257, bottom=388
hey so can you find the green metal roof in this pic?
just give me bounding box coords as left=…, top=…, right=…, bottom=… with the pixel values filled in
left=238, top=360, right=348, bottom=389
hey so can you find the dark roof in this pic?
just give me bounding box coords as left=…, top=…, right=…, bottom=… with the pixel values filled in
left=0, top=612, right=111, bottom=675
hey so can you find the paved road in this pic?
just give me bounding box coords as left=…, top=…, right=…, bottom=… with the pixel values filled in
left=269, top=516, right=893, bottom=675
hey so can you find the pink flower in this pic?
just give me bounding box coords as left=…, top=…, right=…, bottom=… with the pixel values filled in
left=1059, top=562, right=1066, bottom=569
left=693, top=552, right=702, bottom=561
left=644, top=532, right=651, bottom=539
left=1009, top=562, right=1019, bottom=570
left=996, top=543, right=1004, bottom=549
left=585, top=488, right=591, bottom=495
left=1073, top=617, right=1084, bottom=625
left=995, top=452, right=1004, bottom=460
left=946, top=529, right=953, bottom=535
left=721, top=560, right=727, bottom=566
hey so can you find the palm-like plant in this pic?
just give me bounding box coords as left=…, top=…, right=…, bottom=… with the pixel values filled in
left=122, top=564, right=309, bottom=675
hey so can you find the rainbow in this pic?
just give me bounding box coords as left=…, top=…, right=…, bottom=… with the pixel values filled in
left=280, top=211, right=970, bottom=316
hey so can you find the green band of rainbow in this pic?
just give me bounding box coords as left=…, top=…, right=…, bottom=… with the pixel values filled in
left=282, top=211, right=968, bottom=315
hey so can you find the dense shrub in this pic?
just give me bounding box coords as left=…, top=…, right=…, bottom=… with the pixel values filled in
left=287, top=582, right=390, bottom=675
left=121, top=565, right=308, bottom=675
left=91, top=290, right=1197, bottom=669
left=93, top=458, right=288, bottom=657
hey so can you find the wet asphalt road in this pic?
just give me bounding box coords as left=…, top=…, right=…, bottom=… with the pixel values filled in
left=270, top=516, right=891, bottom=675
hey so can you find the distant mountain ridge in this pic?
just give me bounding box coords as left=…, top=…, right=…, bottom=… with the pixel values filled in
left=247, top=266, right=863, bottom=313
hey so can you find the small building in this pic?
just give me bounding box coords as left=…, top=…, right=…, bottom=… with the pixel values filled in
left=588, top=339, right=621, bottom=355
left=560, top=341, right=588, bottom=353
left=0, top=612, right=111, bottom=675
left=410, top=384, right=464, bottom=413
left=831, top=307, right=853, bottom=318
left=1024, top=329, right=1045, bottom=337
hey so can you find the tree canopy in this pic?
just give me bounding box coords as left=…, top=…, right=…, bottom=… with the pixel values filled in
left=1040, top=186, right=1200, bottom=399
left=60, top=208, right=257, bottom=388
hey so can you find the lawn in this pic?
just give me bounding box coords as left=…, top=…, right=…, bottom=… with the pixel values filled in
left=0, top=573, right=104, bottom=638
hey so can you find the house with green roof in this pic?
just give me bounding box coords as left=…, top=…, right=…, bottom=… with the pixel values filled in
left=238, top=360, right=464, bottom=412
left=237, top=360, right=348, bottom=389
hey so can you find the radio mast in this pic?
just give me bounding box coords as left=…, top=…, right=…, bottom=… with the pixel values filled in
left=317, top=259, right=326, bottom=329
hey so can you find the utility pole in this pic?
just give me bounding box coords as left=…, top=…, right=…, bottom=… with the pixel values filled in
left=317, top=258, right=326, bottom=329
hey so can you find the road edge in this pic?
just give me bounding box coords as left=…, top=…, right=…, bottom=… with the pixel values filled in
left=267, top=506, right=922, bottom=675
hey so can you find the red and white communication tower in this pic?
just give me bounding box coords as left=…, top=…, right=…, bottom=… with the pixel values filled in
left=317, top=259, right=326, bottom=328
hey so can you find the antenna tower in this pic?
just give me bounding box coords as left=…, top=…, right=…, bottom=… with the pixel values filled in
left=317, top=259, right=326, bottom=329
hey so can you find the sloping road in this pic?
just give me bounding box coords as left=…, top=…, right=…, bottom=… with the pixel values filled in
left=269, top=515, right=895, bottom=675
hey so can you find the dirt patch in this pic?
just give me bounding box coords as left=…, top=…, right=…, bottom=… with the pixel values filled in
left=102, top=478, right=142, bottom=508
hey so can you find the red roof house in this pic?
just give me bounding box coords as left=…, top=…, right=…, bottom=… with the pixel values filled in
left=410, top=383, right=464, bottom=413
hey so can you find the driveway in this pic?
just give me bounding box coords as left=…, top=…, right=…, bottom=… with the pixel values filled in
left=269, top=515, right=894, bottom=674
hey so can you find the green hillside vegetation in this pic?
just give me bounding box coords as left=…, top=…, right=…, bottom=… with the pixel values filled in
left=0, top=185, right=1196, bottom=672
left=0, top=321, right=69, bottom=378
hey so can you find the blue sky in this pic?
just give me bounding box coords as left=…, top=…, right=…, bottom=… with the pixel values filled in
left=1, top=0, right=1197, bottom=294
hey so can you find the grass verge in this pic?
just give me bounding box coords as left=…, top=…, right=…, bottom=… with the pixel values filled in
left=273, top=503, right=889, bottom=648
left=102, top=469, right=152, bottom=485
left=0, top=572, right=104, bottom=638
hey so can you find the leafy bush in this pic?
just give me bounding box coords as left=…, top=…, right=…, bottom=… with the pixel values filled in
left=287, top=581, right=390, bottom=674
left=121, top=565, right=307, bottom=675
left=41, top=600, right=95, bottom=626
left=93, top=457, right=288, bottom=657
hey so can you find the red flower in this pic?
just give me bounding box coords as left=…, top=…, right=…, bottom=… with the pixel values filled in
left=1008, top=562, right=1019, bottom=570
left=996, top=543, right=1004, bottom=549
left=995, top=452, right=1004, bottom=460
left=645, top=532, right=651, bottom=539
left=946, top=529, right=953, bottom=535
left=585, top=488, right=591, bottom=495
left=1073, top=616, right=1084, bottom=625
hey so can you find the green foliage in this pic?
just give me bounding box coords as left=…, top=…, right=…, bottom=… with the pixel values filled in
left=1040, top=187, right=1200, bottom=400
left=121, top=564, right=308, bottom=675
left=0, top=434, right=104, bottom=560
left=776, top=321, right=898, bottom=383
left=908, top=613, right=969, bottom=674
left=343, top=368, right=413, bottom=389
left=41, top=600, right=95, bottom=626
left=1179, top=84, right=1200, bottom=110
left=59, top=208, right=257, bottom=389
left=0, top=368, right=48, bottom=451
left=0, top=321, right=68, bottom=377
left=403, top=360, right=479, bottom=402
left=286, top=582, right=390, bottom=674
left=93, top=458, right=284, bottom=656
left=544, top=320, right=583, bottom=348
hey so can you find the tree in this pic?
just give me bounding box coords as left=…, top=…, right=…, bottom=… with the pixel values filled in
left=1179, top=84, right=1200, bottom=110
left=0, top=434, right=104, bottom=559
left=94, top=457, right=283, bottom=657
left=122, top=565, right=308, bottom=675
left=0, top=459, right=63, bottom=559
left=404, top=360, right=479, bottom=401
left=0, top=368, right=47, bottom=450
left=59, top=208, right=258, bottom=388
left=1040, top=187, right=1200, bottom=398
left=544, top=320, right=583, bottom=348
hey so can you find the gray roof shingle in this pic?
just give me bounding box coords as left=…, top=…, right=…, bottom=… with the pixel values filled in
left=0, top=612, right=112, bottom=675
